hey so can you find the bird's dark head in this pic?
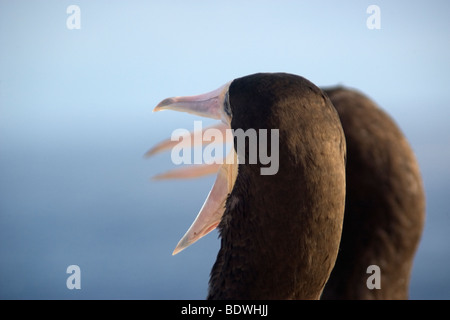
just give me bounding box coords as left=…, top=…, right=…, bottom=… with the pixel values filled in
left=149, top=74, right=346, bottom=295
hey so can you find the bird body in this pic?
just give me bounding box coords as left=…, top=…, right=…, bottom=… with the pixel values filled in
left=322, top=88, right=425, bottom=299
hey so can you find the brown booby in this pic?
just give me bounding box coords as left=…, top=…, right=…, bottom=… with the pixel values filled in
left=147, top=72, right=424, bottom=299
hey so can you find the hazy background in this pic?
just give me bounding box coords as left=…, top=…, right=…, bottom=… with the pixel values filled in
left=1, top=0, right=449, bottom=299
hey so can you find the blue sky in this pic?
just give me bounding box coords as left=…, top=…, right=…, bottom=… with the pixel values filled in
left=1, top=0, right=449, bottom=299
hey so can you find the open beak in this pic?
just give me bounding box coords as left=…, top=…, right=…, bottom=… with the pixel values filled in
left=148, top=82, right=238, bottom=255
left=154, top=82, right=232, bottom=123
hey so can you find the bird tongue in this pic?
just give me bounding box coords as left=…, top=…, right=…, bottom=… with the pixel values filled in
left=149, top=83, right=237, bottom=254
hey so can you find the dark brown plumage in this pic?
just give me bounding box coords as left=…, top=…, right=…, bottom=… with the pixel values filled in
left=321, top=87, right=425, bottom=299
left=207, top=73, right=346, bottom=299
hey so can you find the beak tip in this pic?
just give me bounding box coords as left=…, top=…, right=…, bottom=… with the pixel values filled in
left=172, top=235, right=191, bottom=256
